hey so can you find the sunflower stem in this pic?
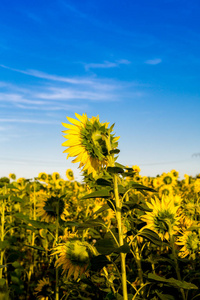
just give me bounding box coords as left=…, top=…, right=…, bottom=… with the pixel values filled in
left=55, top=201, right=59, bottom=300
left=170, top=234, right=186, bottom=300
left=113, top=174, right=128, bottom=300
left=0, top=195, right=5, bottom=280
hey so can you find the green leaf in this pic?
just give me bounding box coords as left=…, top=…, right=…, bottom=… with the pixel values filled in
left=95, top=239, right=130, bottom=255
left=115, top=293, right=133, bottom=300
left=114, top=243, right=130, bottom=254
left=131, top=182, right=156, bottom=192
left=0, top=240, right=10, bottom=250
left=109, top=149, right=120, bottom=154
left=11, top=196, right=23, bottom=203
left=118, top=185, right=127, bottom=194
left=138, top=229, right=166, bottom=246
left=156, top=291, right=175, bottom=300
left=0, top=194, right=9, bottom=199
left=90, top=204, right=110, bottom=217
left=24, top=245, right=46, bottom=251
left=148, top=273, right=198, bottom=290
left=12, top=261, right=24, bottom=269
left=90, top=255, right=112, bottom=271
left=0, top=265, right=7, bottom=269
left=11, top=275, right=20, bottom=285
left=107, top=199, right=116, bottom=211
left=15, top=213, right=56, bottom=230
left=95, top=239, right=117, bottom=255
left=96, top=178, right=112, bottom=186
left=107, top=166, right=124, bottom=174
left=0, top=278, right=6, bottom=287
left=77, top=218, right=104, bottom=228
left=115, top=162, right=126, bottom=169
left=6, top=183, right=19, bottom=189
left=81, top=189, right=110, bottom=199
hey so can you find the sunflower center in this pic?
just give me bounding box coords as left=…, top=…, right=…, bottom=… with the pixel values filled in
left=163, top=176, right=172, bottom=185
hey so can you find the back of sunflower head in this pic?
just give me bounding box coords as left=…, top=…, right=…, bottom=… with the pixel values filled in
left=62, top=113, right=120, bottom=177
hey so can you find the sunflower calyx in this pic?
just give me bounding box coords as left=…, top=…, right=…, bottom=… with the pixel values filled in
left=62, top=113, right=120, bottom=177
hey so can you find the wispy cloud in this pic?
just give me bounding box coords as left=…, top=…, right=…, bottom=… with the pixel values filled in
left=0, top=65, right=93, bottom=85
left=145, top=58, right=162, bottom=65
left=0, top=118, right=59, bottom=124
left=84, top=59, right=131, bottom=71
left=0, top=65, right=144, bottom=117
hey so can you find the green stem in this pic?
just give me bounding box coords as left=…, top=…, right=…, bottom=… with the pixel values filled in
left=170, top=234, right=186, bottom=300
left=113, top=174, right=128, bottom=300
left=0, top=199, right=5, bottom=279
left=55, top=201, right=59, bottom=300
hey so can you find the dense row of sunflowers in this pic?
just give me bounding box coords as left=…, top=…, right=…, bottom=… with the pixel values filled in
left=0, top=113, right=200, bottom=300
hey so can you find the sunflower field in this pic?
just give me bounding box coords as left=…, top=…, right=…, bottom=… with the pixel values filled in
left=1, top=113, right=200, bottom=300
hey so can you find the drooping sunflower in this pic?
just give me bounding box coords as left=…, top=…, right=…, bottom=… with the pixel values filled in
left=37, top=195, right=65, bottom=223
left=141, top=196, right=180, bottom=240
left=52, top=239, right=91, bottom=280
left=66, top=169, right=74, bottom=181
left=176, top=230, right=200, bottom=259
left=34, top=277, right=52, bottom=299
left=62, top=113, right=119, bottom=177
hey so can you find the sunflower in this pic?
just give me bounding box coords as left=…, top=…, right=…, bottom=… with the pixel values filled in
left=141, top=196, right=180, bottom=240
left=52, top=172, right=60, bottom=181
left=176, top=230, right=200, bottom=259
left=55, top=178, right=65, bottom=189
left=34, top=277, right=52, bottom=299
left=66, top=169, right=74, bottom=181
left=161, top=173, right=176, bottom=186
left=37, top=195, right=65, bottom=223
left=142, top=176, right=149, bottom=186
left=170, top=169, right=179, bottom=178
left=38, top=172, right=48, bottom=182
left=132, top=165, right=141, bottom=173
left=152, top=177, right=162, bottom=189
left=52, top=239, right=91, bottom=280
left=9, top=173, right=16, bottom=180
left=194, top=178, right=200, bottom=193
left=184, top=174, right=190, bottom=185
left=158, top=184, right=173, bottom=197
left=62, top=113, right=119, bottom=177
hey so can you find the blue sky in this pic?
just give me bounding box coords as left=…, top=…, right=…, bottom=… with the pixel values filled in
left=0, top=0, right=200, bottom=181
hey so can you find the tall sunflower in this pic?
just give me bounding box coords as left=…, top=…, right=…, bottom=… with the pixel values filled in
left=62, top=113, right=119, bottom=177
left=141, top=196, right=180, bottom=240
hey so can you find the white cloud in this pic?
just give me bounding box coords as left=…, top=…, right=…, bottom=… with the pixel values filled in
left=0, top=65, right=143, bottom=115
left=0, top=65, right=94, bottom=85
left=84, top=59, right=131, bottom=70
left=145, top=58, right=162, bottom=65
